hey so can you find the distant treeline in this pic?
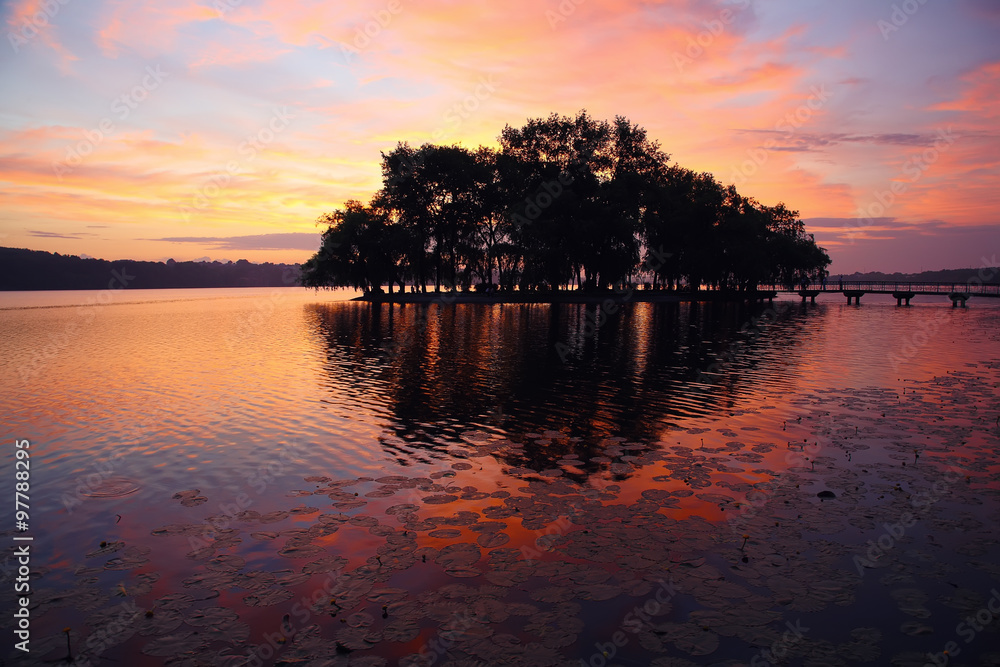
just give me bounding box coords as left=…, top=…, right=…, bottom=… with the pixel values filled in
left=302, top=110, right=832, bottom=295
left=0, top=247, right=301, bottom=290
left=838, top=268, right=1000, bottom=284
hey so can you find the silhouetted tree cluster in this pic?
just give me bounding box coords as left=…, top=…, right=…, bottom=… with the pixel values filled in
left=302, top=111, right=831, bottom=294
left=0, top=247, right=300, bottom=290
left=841, top=268, right=999, bottom=284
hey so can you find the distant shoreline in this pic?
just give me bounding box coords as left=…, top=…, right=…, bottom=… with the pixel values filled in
left=353, top=290, right=779, bottom=305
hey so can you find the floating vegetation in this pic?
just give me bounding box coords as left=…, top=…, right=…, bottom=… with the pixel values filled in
left=86, top=540, right=125, bottom=558
left=13, top=370, right=1000, bottom=666
left=243, top=588, right=294, bottom=607
left=103, top=545, right=152, bottom=570
left=172, top=489, right=208, bottom=506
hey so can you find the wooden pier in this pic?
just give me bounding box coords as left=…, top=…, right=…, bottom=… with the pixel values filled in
left=759, top=281, right=1000, bottom=306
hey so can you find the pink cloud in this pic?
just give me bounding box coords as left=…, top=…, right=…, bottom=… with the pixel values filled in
left=94, top=0, right=218, bottom=58
left=5, top=0, right=78, bottom=70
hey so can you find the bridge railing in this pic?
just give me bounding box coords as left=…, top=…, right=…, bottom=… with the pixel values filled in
left=756, top=281, right=1000, bottom=296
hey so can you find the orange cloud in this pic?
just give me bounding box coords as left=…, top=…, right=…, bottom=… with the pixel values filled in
left=930, top=60, right=1000, bottom=122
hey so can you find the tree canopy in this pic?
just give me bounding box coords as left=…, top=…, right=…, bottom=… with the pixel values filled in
left=302, top=111, right=830, bottom=294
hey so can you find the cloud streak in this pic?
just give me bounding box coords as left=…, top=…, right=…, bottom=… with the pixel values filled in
left=153, top=233, right=323, bottom=251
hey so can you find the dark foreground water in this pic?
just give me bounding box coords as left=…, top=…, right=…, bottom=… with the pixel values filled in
left=1, top=288, right=999, bottom=666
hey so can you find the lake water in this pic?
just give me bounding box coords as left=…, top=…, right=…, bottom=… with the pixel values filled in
left=2, top=287, right=999, bottom=666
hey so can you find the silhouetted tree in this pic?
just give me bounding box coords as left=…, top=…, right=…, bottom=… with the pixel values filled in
left=378, top=143, right=483, bottom=292
left=304, top=111, right=831, bottom=295
left=301, top=199, right=408, bottom=294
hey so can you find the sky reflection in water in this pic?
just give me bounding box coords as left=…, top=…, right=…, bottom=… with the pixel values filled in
left=1, top=290, right=998, bottom=665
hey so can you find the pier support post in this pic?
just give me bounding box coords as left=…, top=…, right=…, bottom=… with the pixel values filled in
left=844, top=290, right=864, bottom=305
left=949, top=293, right=969, bottom=308
left=798, top=289, right=820, bottom=303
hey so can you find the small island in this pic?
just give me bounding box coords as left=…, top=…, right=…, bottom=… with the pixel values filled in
left=302, top=111, right=831, bottom=301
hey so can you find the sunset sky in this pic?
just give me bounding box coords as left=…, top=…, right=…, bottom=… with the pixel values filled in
left=1, top=0, right=998, bottom=273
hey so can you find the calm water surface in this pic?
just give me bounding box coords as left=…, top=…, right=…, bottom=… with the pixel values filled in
left=1, top=288, right=998, bottom=666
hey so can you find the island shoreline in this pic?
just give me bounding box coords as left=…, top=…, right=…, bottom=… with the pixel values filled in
left=351, top=290, right=780, bottom=304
